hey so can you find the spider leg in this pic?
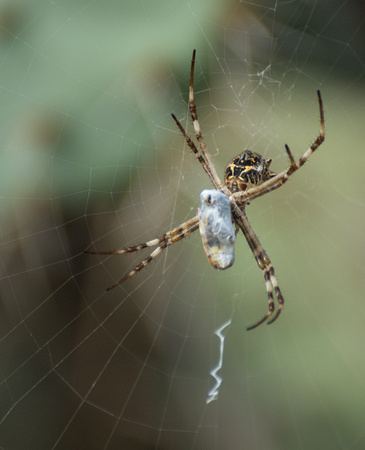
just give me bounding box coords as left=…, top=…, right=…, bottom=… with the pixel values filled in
left=188, top=50, right=223, bottom=189
left=171, top=50, right=224, bottom=190
left=246, top=264, right=284, bottom=330
left=246, top=268, right=275, bottom=330
left=86, top=218, right=199, bottom=291
left=85, top=216, right=199, bottom=256
left=105, top=241, right=169, bottom=291
left=231, top=203, right=284, bottom=330
left=297, top=90, right=325, bottom=169
left=105, top=222, right=199, bottom=290
left=232, top=204, right=268, bottom=269
left=189, top=50, right=223, bottom=189
left=266, top=265, right=284, bottom=325
left=232, top=90, right=324, bottom=206
left=171, top=113, right=217, bottom=187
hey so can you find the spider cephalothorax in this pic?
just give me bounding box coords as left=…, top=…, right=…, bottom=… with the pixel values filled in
left=224, top=150, right=276, bottom=193
left=86, top=50, right=325, bottom=330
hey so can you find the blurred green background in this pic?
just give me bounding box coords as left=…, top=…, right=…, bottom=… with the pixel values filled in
left=1, top=0, right=365, bottom=449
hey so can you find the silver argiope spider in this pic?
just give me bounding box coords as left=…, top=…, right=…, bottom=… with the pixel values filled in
left=86, top=50, right=325, bottom=330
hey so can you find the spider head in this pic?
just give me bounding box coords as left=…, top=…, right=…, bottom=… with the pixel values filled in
left=224, top=150, right=275, bottom=193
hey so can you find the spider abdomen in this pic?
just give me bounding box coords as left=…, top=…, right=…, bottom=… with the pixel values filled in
left=198, top=189, right=236, bottom=270
left=224, top=150, right=275, bottom=193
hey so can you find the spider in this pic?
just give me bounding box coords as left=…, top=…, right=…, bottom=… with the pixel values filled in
left=86, top=50, right=325, bottom=330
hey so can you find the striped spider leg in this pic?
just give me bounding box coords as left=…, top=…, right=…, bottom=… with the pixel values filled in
left=86, top=50, right=325, bottom=330
left=232, top=90, right=324, bottom=207
left=85, top=216, right=199, bottom=291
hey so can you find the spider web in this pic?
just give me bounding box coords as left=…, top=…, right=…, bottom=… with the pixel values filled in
left=1, top=0, right=365, bottom=449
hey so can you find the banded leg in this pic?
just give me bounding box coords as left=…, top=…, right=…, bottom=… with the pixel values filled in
left=233, top=90, right=324, bottom=207
left=266, top=266, right=283, bottom=325
left=246, top=268, right=275, bottom=330
left=105, top=230, right=190, bottom=291
left=85, top=217, right=199, bottom=291
left=85, top=216, right=199, bottom=256
left=296, top=90, right=325, bottom=169
left=188, top=49, right=223, bottom=189
left=232, top=204, right=284, bottom=330
left=246, top=264, right=284, bottom=330
left=171, top=113, right=217, bottom=187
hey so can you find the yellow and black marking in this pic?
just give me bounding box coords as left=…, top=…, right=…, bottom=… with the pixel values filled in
left=224, top=150, right=276, bottom=193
